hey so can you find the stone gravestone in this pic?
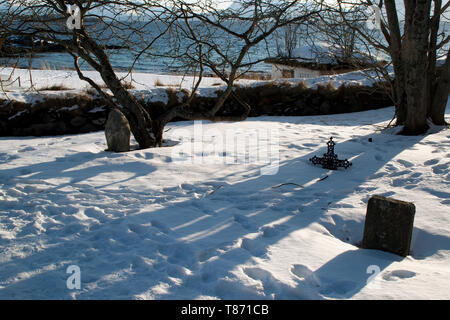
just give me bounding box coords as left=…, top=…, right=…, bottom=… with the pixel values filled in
left=105, top=108, right=131, bottom=152
left=362, top=195, right=415, bottom=257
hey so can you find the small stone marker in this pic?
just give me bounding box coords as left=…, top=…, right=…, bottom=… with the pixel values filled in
left=105, top=108, right=131, bottom=152
left=362, top=195, right=415, bottom=257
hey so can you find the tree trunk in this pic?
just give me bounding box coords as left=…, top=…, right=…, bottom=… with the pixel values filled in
left=430, top=54, right=450, bottom=125
left=79, top=32, right=156, bottom=149
left=151, top=119, right=165, bottom=147
left=401, top=1, right=431, bottom=135
left=384, top=0, right=407, bottom=126
left=98, top=66, right=156, bottom=148
left=393, top=75, right=408, bottom=125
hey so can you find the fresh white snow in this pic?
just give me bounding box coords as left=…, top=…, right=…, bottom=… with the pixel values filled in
left=0, top=66, right=384, bottom=106
left=0, top=68, right=449, bottom=300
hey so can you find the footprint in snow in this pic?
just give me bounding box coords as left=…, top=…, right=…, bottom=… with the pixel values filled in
left=392, top=177, right=421, bottom=188
left=134, top=152, right=153, bottom=160
left=240, top=238, right=267, bottom=257
left=424, top=159, right=440, bottom=166
left=200, top=269, right=219, bottom=283
left=17, top=146, right=36, bottom=153
left=197, top=248, right=218, bottom=262
left=373, top=191, right=396, bottom=199
left=319, top=280, right=357, bottom=297
left=410, top=172, right=422, bottom=178
left=128, top=223, right=148, bottom=236
left=302, top=143, right=319, bottom=148
left=290, top=264, right=321, bottom=288
left=160, top=155, right=172, bottom=163
left=84, top=207, right=107, bottom=223
left=180, top=183, right=196, bottom=191
left=260, top=224, right=289, bottom=238
left=396, top=159, right=414, bottom=168
left=423, top=187, right=450, bottom=199
left=432, top=163, right=449, bottom=175
left=166, top=244, right=197, bottom=268
left=244, top=267, right=274, bottom=282
left=151, top=220, right=171, bottom=234
left=233, top=214, right=254, bottom=230
left=382, top=270, right=416, bottom=281
left=389, top=169, right=412, bottom=177
left=0, top=153, right=20, bottom=162
left=162, top=185, right=181, bottom=193
left=243, top=267, right=285, bottom=295
left=368, top=171, right=389, bottom=180
left=354, top=186, right=377, bottom=193
left=384, top=163, right=397, bottom=172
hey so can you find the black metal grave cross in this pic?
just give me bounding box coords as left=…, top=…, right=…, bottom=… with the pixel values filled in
left=309, top=137, right=352, bottom=170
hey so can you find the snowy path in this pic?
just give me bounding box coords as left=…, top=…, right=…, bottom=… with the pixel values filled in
left=0, top=106, right=449, bottom=299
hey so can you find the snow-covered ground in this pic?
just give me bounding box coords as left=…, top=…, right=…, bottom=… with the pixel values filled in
left=0, top=66, right=382, bottom=105
left=0, top=68, right=449, bottom=300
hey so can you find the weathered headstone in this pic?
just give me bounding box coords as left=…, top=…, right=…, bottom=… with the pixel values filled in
left=105, top=108, right=130, bottom=152
left=362, top=195, right=415, bottom=257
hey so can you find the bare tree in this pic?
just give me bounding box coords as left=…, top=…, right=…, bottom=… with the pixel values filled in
left=0, top=0, right=172, bottom=148
left=1, top=1, right=323, bottom=148
left=314, top=9, right=360, bottom=64
left=323, top=0, right=450, bottom=134
left=151, top=0, right=324, bottom=134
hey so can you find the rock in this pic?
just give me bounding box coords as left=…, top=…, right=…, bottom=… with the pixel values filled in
left=105, top=108, right=130, bottom=152
left=70, top=116, right=87, bottom=127
left=302, top=107, right=316, bottom=115
left=259, top=85, right=280, bottom=98
left=295, top=99, right=305, bottom=108
left=0, top=120, right=6, bottom=134
left=22, top=122, right=66, bottom=136
left=92, top=118, right=106, bottom=127
left=79, top=123, right=99, bottom=133
left=362, top=195, right=416, bottom=257
left=281, top=95, right=294, bottom=103
left=319, top=101, right=331, bottom=114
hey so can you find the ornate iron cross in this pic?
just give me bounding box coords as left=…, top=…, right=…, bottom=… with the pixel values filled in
left=309, top=137, right=352, bottom=170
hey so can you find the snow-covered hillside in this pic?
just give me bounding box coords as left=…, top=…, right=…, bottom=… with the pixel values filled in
left=0, top=98, right=449, bottom=299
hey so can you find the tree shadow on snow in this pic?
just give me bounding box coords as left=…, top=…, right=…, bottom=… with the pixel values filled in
left=0, top=128, right=438, bottom=300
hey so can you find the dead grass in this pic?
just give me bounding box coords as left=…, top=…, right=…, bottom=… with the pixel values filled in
left=84, top=87, right=97, bottom=96
left=121, top=81, right=135, bottom=89
left=166, top=87, right=177, bottom=94
left=237, top=72, right=271, bottom=81
left=296, top=80, right=309, bottom=91
left=326, top=81, right=337, bottom=91
left=39, top=84, right=72, bottom=91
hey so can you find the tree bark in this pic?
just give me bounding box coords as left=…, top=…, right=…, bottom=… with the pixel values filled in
left=401, top=1, right=432, bottom=135
left=430, top=52, right=450, bottom=125
left=384, top=0, right=408, bottom=125
left=78, top=30, right=157, bottom=149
